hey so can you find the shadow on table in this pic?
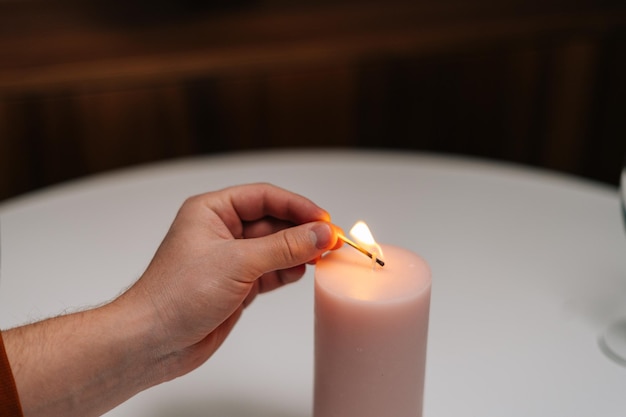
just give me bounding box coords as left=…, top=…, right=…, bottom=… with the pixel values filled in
left=149, top=397, right=309, bottom=417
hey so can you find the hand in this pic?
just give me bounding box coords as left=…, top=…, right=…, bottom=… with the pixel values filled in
left=116, top=183, right=341, bottom=380
left=3, top=183, right=341, bottom=417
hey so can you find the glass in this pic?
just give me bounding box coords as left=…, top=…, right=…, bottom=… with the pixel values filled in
left=598, top=159, right=626, bottom=365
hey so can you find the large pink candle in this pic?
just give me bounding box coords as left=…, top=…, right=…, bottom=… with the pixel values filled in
left=314, top=244, right=431, bottom=417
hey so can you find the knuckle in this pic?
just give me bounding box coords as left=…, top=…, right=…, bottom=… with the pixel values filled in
left=281, top=232, right=299, bottom=264
left=276, top=227, right=314, bottom=268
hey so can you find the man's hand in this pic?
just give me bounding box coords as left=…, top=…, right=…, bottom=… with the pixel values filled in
left=119, top=183, right=341, bottom=378
left=3, top=183, right=340, bottom=417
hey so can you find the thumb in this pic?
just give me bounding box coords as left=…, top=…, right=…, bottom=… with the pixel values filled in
left=239, top=221, right=337, bottom=277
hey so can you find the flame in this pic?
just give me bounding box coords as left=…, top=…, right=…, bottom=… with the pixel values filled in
left=349, top=221, right=384, bottom=261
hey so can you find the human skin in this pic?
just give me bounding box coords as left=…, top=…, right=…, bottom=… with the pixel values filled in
left=3, top=183, right=341, bottom=417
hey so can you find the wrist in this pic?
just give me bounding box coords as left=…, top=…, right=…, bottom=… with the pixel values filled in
left=104, top=295, right=177, bottom=388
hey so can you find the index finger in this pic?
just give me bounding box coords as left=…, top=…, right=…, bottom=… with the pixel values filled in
left=204, top=183, right=331, bottom=237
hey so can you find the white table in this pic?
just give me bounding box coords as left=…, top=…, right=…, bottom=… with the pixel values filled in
left=1, top=150, right=625, bottom=417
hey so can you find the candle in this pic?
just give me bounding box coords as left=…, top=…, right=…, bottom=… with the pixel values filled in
left=314, top=223, right=431, bottom=417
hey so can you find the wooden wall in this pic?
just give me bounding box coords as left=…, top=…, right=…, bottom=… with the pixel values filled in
left=1, top=0, right=625, bottom=201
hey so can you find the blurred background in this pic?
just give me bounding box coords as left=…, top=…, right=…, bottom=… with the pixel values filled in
left=1, top=0, right=625, bottom=201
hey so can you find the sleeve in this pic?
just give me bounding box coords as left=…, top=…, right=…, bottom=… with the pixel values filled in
left=0, top=331, right=23, bottom=416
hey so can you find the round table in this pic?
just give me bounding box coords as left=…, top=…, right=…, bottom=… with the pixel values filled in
left=1, top=150, right=625, bottom=417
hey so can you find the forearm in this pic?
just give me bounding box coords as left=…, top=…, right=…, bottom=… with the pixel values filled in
left=2, top=300, right=169, bottom=417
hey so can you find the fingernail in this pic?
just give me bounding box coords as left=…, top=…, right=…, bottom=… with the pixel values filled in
left=311, top=222, right=332, bottom=250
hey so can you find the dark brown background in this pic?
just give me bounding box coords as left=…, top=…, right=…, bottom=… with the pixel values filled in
left=1, top=0, right=625, bottom=201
